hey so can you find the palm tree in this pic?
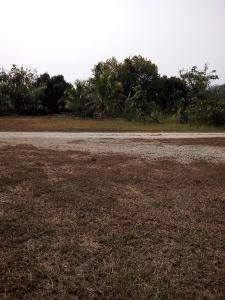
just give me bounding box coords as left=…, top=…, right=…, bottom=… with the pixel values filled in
left=86, top=75, right=124, bottom=117
left=66, top=80, right=89, bottom=116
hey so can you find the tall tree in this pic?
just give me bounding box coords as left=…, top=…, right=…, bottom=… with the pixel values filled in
left=180, top=64, right=218, bottom=101
left=0, top=65, right=37, bottom=114
left=44, top=75, right=71, bottom=113
left=161, top=76, right=187, bottom=112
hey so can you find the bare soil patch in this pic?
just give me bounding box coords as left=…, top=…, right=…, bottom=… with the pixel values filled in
left=160, top=137, right=225, bottom=147
left=0, top=145, right=225, bottom=299
left=128, top=137, right=225, bottom=147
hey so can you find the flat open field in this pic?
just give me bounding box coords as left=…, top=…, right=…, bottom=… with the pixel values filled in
left=1, top=116, right=225, bottom=132
left=0, top=133, right=225, bottom=299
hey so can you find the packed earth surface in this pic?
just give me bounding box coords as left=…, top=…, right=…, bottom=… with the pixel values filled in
left=1, top=132, right=225, bottom=163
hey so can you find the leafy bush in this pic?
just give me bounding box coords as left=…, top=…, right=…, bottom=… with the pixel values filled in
left=187, top=100, right=225, bottom=126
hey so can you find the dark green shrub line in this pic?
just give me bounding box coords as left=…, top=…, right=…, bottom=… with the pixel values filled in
left=0, top=57, right=225, bottom=125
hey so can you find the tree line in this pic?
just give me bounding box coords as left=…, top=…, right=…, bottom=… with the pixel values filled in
left=0, top=56, right=225, bottom=125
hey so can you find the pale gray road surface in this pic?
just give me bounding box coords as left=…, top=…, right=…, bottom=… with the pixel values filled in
left=0, top=132, right=225, bottom=163
left=1, top=132, right=225, bottom=140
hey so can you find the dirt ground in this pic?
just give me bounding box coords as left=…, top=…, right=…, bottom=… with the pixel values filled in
left=0, top=136, right=225, bottom=299
left=0, top=133, right=225, bottom=163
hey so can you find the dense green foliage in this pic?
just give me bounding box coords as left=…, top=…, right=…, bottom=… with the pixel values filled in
left=0, top=57, right=224, bottom=125
left=0, top=66, right=71, bottom=115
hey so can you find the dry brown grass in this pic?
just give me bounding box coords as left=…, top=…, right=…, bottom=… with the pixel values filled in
left=1, top=116, right=225, bottom=132
left=0, top=145, right=225, bottom=299
left=129, top=137, right=225, bottom=147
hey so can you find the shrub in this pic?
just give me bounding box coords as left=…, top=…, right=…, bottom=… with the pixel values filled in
left=187, top=100, right=225, bottom=126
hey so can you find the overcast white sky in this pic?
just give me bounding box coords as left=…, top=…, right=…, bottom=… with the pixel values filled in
left=0, top=0, right=225, bottom=83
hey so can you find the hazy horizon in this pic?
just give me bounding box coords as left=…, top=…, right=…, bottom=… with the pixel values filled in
left=1, top=0, right=225, bottom=84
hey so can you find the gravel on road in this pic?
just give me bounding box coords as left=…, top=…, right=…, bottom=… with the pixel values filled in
left=0, top=132, right=225, bottom=163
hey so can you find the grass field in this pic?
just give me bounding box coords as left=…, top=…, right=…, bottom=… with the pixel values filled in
left=0, top=143, right=225, bottom=299
left=1, top=115, right=225, bottom=132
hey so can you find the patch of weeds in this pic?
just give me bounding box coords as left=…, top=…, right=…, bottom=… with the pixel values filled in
left=151, top=280, right=172, bottom=300
left=118, top=271, right=139, bottom=286
left=101, top=237, right=121, bottom=249
left=151, top=200, right=174, bottom=209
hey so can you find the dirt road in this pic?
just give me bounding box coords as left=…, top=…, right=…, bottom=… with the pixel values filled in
left=0, top=132, right=225, bottom=162
left=1, top=131, right=225, bottom=139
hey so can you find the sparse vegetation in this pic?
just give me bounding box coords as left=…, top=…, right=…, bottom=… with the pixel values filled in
left=0, top=144, right=225, bottom=299
left=1, top=115, right=225, bottom=132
